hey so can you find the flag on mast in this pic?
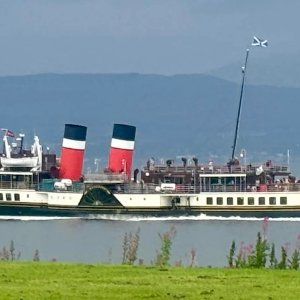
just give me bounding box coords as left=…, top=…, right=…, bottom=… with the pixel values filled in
left=252, top=36, right=268, bottom=47
left=1, top=128, right=15, bottom=137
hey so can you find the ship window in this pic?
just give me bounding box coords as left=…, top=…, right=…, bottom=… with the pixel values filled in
left=164, top=177, right=172, bottom=183
left=14, top=194, right=20, bottom=201
left=0, top=194, right=3, bottom=201
left=248, top=197, right=254, bottom=205
left=163, top=177, right=184, bottom=184
left=237, top=197, right=244, bottom=205
left=174, top=177, right=183, bottom=184
left=227, top=197, right=233, bottom=205
left=259, top=197, right=265, bottom=205
left=269, top=197, right=276, bottom=205
left=206, top=197, right=213, bottom=205
left=6, top=194, right=11, bottom=201
left=217, top=197, right=223, bottom=205
left=280, top=197, right=287, bottom=205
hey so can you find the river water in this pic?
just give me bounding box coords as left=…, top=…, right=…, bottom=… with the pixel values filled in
left=1, top=215, right=300, bottom=267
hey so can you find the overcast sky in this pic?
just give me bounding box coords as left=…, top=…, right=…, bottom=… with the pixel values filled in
left=0, top=1, right=299, bottom=75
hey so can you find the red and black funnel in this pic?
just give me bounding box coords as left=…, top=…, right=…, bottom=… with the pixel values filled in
left=108, top=124, right=136, bottom=179
left=59, top=124, right=87, bottom=180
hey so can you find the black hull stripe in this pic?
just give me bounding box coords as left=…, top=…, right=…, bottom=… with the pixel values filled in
left=1, top=203, right=300, bottom=217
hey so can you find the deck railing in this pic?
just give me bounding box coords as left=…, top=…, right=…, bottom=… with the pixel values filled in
left=0, top=180, right=299, bottom=195
left=0, top=180, right=85, bottom=193
left=0, top=181, right=36, bottom=190
left=112, top=182, right=300, bottom=194
left=84, top=173, right=126, bottom=183
left=145, top=164, right=289, bottom=175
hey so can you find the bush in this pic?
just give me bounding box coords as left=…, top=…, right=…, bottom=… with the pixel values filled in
left=155, top=226, right=176, bottom=267
left=122, top=228, right=140, bottom=265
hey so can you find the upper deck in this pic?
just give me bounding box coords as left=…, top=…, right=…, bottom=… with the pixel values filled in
left=140, top=159, right=293, bottom=194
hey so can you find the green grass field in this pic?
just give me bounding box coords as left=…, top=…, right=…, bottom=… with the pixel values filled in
left=0, top=262, right=300, bottom=299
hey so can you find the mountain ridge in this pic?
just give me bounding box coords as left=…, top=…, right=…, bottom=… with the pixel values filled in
left=0, top=73, right=299, bottom=173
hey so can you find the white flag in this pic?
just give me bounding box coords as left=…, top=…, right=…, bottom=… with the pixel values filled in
left=252, top=36, right=268, bottom=47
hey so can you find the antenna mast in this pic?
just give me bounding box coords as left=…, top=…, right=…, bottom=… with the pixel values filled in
left=231, top=48, right=250, bottom=161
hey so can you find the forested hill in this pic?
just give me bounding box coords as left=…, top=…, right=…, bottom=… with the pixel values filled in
left=0, top=73, right=299, bottom=173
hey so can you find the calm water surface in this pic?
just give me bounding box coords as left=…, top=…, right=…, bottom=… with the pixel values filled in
left=0, top=215, right=300, bottom=266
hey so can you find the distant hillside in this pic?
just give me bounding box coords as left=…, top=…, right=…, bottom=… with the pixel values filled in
left=208, top=52, right=300, bottom=88
left=0, top=73, right=300, bottom=173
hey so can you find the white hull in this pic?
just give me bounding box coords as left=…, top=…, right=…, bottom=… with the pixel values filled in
left=0, top=184, right=299, bottom=217
left=0, top=188, right=83, bottom=206
left=115, top=191, right=300, bottom=210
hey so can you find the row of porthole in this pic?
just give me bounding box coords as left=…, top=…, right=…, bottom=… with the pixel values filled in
left=130, top=197, right=147, bottom=201
left=50, top=196, right=73, bottom=200
left=128, top=197, right=195, bottom=202
left=0, top=194, right=74, bottom=202
left=206, top=196, right=288, bottom=206
left=129, top=197, right=200, bottom=202
left=0, top=193, right=21, bottom=201
left=127, top=196, right=288, bottom=206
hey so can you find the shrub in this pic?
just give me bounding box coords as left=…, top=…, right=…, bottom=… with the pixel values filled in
left=155, top=226, right=176, bottom=267
left=122, top=228, right=140, bottom=265
left=227, top=240, right=236, bottom=268
left=288, top=249, right=300, bottom=270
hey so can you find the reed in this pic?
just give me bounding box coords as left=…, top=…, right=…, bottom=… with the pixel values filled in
left=227, top=218, right=300, bottom=269
left=0, top=240, right=21, bottom=261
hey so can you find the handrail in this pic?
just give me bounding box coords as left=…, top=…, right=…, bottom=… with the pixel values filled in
left=144, top=164, right=290, bottom=175
left=113, top=182, right=300, bottom=194
left=0, top=180, right=298, bottom=195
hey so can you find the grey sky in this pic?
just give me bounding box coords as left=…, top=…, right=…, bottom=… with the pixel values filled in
left=0, top=1, right=299, bottom=75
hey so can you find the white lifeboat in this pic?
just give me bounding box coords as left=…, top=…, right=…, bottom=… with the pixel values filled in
left=0, top=156, right=38, bottom=168
left=0, top=133, right=42, bottom=170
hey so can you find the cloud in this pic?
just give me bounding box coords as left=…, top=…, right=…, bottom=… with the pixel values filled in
left=0, top=1, right=299, bottom=75
left=0, top=1, right=195, bottom=37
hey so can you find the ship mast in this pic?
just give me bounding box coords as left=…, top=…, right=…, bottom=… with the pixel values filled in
left=231, top=48, right=250, bottom=161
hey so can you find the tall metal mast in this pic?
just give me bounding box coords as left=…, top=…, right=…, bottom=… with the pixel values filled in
left=231, top=48, right=250, bottom=161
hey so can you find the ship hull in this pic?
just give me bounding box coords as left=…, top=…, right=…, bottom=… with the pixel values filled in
left=1, top=202, right=300, bottom=218
left=2, top=185, right=300, bottom=218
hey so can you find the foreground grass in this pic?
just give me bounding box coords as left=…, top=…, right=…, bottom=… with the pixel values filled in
left=0, top=263, right=300, bottom=299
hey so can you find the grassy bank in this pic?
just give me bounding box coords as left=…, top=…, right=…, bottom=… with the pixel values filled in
left=0, top=263, right=300, bottom=299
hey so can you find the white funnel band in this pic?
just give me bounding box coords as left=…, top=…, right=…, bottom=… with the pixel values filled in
left=62, top=138, right=86, bottom=150
left=111, top=138, right=135, bottom=150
